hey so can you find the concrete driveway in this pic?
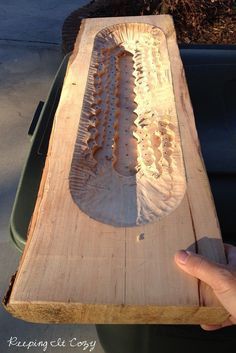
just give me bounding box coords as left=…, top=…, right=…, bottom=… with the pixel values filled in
left=0, top=1, right=105, bottom=352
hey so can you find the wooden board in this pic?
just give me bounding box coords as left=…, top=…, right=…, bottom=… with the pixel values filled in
left=4, top=15, right=229, bottom=324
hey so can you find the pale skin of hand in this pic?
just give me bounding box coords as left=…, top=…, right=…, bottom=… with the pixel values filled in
left=175, top=243, right=236, bottom=330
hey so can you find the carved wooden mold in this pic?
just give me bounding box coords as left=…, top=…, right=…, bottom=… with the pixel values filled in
left=69, top=23, right=186, bottom=226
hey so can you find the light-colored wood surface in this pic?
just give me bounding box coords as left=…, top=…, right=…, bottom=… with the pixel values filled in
left=5, top=15, right=228, bottom=324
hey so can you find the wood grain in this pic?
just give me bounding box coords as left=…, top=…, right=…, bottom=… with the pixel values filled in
left=4, top=15, right=228, bottom=324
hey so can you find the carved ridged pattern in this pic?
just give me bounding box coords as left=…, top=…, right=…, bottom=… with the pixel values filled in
left=69, top=23, right=186, bottom=226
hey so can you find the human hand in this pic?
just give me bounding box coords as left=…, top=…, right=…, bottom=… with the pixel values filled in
left=175, top=243, right=236, bottom=330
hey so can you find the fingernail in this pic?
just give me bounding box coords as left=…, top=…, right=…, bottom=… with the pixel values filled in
left=176, top=250, right=191, bottom=264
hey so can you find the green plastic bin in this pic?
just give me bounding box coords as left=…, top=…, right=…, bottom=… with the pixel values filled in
left=10, top=54, right=70, bottom=252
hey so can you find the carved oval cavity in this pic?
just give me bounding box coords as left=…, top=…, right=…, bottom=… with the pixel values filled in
left=69, top=23, right=186, bottom=227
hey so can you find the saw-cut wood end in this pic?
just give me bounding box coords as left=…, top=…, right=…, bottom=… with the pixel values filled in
left=69, top=23, right=186, bottom=226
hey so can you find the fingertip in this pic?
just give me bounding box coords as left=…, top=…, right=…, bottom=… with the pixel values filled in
left=224, top=243, right=234, bottom=253
left=224, top=243, right=236, bottom=265
left=224, top=243, right=235, bottom=249
left=175, top=250, right=192, bottom=265
left=200, top=324, right=222, bottom=331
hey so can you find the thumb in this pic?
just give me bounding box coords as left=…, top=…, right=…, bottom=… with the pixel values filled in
left=175, top=250, right=236, bottom=318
